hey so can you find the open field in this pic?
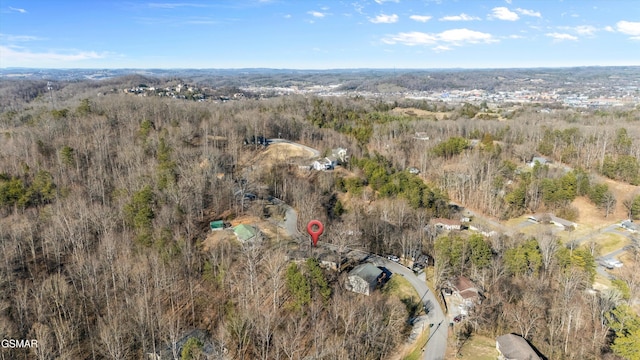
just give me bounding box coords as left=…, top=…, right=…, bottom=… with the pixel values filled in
left=245, top=142, right=318, bottom=168
left=447, top=334, right=500, bottom=360
left=597, top=233, right=631, bottom=256
left=390, top=107, right=452, bottom=121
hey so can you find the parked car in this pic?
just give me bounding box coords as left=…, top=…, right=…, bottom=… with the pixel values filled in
left=386, top=255, right=400, bottom=262
left=602, top=258, right=623, bottom=269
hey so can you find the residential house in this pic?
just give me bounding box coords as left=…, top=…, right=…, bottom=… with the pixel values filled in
left=331, top=147, right=348, bottom=164
left=414, top=132, right=430, bottom=140
left=345, top=263, right=383, bottom=296
left=621, top=219, right=640, bottom=233
left=496, top=334, right=541, bottom=360
left=431, top=218, right=465, bottom=231
left=528, top=213, right=577, bottom=230
left=528, top=156, right=550, bottom=168
left=447, top=276, right=483, bottom=315
left=147, top=329, right=228, bottom=360
left=469, top=224, right=498, bottom=238
left=317, top=251, right=346, bottom=271
left=311, top=157, right=337, bottom=171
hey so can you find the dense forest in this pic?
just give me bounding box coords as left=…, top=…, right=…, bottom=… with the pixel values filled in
left=1, top=75, right=639, bottom=360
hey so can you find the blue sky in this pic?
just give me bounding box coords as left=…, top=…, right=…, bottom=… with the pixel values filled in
left=1, top=0, right=639, bottom=69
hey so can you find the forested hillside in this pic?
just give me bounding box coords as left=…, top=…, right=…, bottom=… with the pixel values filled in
left=1, top=76, right=639, bottom=359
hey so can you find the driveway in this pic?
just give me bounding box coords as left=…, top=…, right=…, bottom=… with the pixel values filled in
left=278, top=204, right=448, bottom=360
left=268, top=138, right=321, bottom=158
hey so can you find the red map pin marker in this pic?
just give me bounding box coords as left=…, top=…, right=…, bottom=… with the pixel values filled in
left=307, top=220, right=324, bottom=247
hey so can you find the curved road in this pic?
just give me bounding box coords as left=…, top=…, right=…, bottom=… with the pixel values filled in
left=276, top=205, right=447, bottom=359
left=383, top=260, right=447, bottom=360
left=271, top=139, right=448, bottom=360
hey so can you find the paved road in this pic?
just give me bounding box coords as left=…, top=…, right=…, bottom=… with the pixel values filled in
left=383, top=260, right=447, bottom=360
left=278, top=202, right=448, bottom=360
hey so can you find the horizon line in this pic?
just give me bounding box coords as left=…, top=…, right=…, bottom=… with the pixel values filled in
left=2, top=65, right=640, bottom=72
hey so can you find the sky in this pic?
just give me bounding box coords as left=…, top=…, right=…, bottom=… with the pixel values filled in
left=0, top=0, right=639, bottom=69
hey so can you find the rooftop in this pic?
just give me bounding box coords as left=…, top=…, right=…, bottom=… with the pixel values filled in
left=496, top=333, right=540, bottom=360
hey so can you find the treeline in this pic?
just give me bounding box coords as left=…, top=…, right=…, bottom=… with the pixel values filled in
left=0, top=91, right=412, bottom=359
left=432, top=227, right=640, bottom=360
left=0, top=79, right=639, bottom=359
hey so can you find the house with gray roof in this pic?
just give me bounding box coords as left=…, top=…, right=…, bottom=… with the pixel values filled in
left=528, top=213, right=577, bottom=230
left=621, top=219, right=639, bottom=233
left=496, top=334, right=541, bottom=360
left=345, top=263, right=383, bottom=296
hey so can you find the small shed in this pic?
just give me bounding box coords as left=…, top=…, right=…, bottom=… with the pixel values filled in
left=345, top=263, right=383, bottom=296
left=496, top=333, right=541, bottom=360
left=210, top=220, right=225, bottom=231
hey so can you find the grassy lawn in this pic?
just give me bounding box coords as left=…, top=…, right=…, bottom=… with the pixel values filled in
left=384, top=274, right=426, bottom=317
left=450, top=334, right=499, bottom=360
left=597, top=233, right=630, bottom=256
left=403, top=330, right=429, bottom=360
left=594, top=272, right=612, bottom=291
left=503, top=215, right=529, bottom=228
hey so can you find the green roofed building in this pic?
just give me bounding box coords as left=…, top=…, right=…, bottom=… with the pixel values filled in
left=210, top=220, right=225, bottom=231
left=233, top=224, right=258, bottom=242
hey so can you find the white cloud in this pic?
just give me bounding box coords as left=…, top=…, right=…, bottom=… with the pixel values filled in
left=515, top=8, right=541, bottom=18
left=283, top=14, right=292, bottom=19
left=8, top=6, right=27, bottom=13
left=0, top=33, right=42, bottom=42
left=410, top=15, right=432, bottom=23
left=440, top=13, right=479, bottom=21
left=438, top=28, right=496, bottom=44
left=383, top=31, right=437, bottom=45
left=505, top=0, right=512, bottom=3
left=508, top=34, right=524, bottom=39
left=383, top=28, right=496, bottom=48
left=574, top=25, right=597, bottom=35
left=0, top=46, right=108, bottom=65
left=433, top=45, right=452, bottom=52
left=308, top=11, right=326, bottom=18
left=546, top=32, right=578, bottom=41
left=616, top=20, right=640, bottom=39
left=374, top=0, right=399, bottom=3
left=371, top=13, right=398, bottom=24
left=490, top=7, right=519, bottom=21
left=604, top=26, right=615, bottom=32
